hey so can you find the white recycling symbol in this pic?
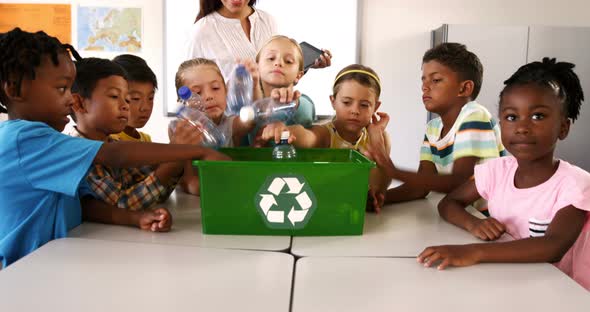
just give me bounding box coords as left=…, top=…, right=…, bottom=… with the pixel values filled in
left=257, top=176, right=315, bottom=227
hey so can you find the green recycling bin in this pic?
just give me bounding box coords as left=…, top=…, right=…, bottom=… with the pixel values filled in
left=194, top=148, right=375, bottom=236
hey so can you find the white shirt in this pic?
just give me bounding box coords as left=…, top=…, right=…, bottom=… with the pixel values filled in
left=186, top=9, right=278, bottom=80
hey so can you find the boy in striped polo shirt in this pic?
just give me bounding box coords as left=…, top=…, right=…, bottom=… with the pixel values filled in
left=369, top=43, right=505, bottom=207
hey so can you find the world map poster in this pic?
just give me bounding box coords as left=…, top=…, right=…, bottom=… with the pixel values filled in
left=77, top=6, right=142, bottom=53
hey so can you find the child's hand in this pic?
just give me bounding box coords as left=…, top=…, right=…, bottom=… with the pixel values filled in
left=417, top=244, right=481, bottom=270
left=363, top=112, right=390, bottom=166
left=170, top=119, right=204, bottom=145
left=311, top=49, right=332, bottom=69
left=366, top=189, right=385, bottom=214
left=236, top=58, right=260, bottom=90
left=466, top=218, right=506, bottom=241
left=253, top=122, right=294, bottom=147
left=138, top=208, right=172, bottom=232
left=369, top=111, right=389, bottom=133
left=270, top=86, right=301, bottom=105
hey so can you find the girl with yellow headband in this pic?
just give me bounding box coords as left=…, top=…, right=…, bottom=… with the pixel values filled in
left=260, top=64, right=392, bottom=212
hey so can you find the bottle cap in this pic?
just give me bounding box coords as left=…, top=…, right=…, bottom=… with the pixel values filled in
left=235, top=64, right=248, bottom=77
left=239, top=106, right=255, bottom=122
left=280, top=130, right=290, bottom=140
left=177, top=86, right=191, bottom=100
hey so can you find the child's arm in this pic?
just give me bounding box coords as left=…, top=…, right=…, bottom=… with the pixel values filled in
left=233, top=87, right=308, bottom=147
left=286, top=125, right=330, bottom=148
left=94, top=120, right=231, bottom=167
left=364, top=113, right=428, bottom=204
left=417, top=205, right=587, bottom=270
left=255, top=119, right=348, bottom=151
left=151, top=121, right=209, bottom=189
left=384, top=161, right=436, bottom=203
left=364, top=113, right=393, bottom=212
left=81, top=196, right=172, bottom=232
left=152, top=163, right=183, bottom=188
left=365, top=113, right=486, bottom=202
left=396, top=109, right=504, bottom=199
left=252, top=121, right=296, bottom=147
left=179, top=162, right=200, bottom=195
left=385, top=157, right=479, bottom=195
left=233, top=86, right=302, bottom=144
left=87, top=165, right=177, bottom=211
left=438, top=179, right=505, bottom=241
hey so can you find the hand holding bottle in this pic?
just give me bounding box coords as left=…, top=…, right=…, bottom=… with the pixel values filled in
left=269, top=86, right=301, bottom=105
left=253, top=121, right=296, bottom=147
left=226, top=64, right=254, bottom=115
left=272, top=130, right=297, bottom=161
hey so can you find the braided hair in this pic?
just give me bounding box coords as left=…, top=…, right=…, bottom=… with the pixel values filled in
left=0, top=27, right=81, bottom=114
left=500, top=57, right=584, bottom=122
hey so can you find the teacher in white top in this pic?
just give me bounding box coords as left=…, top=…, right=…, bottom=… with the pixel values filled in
left=187, top=0, right=331, bottom=80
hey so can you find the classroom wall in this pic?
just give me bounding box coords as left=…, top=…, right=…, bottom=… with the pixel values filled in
left=361, top=0, right=590, bottom=171
left=4, top=0, right=590, bottom=168
left=1, top=0, right=167, bottom=141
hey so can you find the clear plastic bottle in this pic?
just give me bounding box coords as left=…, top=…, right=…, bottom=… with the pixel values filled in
left=226, top=64, right=253, bottom=115
left=177, top=86, right=203, bottom=110
left=239, top=97, right=297, bottom=124
left=169, top=87, right=226, bottom=148
left=272, top=130, right=297, bottom=161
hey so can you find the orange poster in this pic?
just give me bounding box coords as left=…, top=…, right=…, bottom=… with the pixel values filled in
left=0, top=3, right=71, bottom=44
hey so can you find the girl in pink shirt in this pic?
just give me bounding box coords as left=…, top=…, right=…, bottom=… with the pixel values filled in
left=416, top=57, right=590, bottom=290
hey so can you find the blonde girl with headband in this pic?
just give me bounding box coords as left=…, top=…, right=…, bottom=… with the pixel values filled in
left=262, top=64, right=392, bottom=211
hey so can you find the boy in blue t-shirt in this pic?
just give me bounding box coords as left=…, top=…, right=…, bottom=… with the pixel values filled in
left=0, top=28, right=228, bottom=269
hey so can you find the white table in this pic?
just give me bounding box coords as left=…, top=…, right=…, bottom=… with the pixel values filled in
left=292, top=193, right=511, bottom=257
left=0, top=238, right=294, bottom=312
left=69, top=190, right=291, bottom=251
left=293, top=257, right=590, bottom=312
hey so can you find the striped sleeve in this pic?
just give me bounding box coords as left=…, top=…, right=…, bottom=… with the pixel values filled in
left=420, top=119, right=441, bottom=162
left=420, top=134, right=434, bottom=162
left=453, top=110, right=505, bottom=160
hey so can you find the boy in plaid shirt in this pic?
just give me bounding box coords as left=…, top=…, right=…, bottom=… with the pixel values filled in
left=68, top=58, right=182, bottom=213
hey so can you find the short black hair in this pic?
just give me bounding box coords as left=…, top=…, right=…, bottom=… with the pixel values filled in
left=423, top=42, right=484, bottom=100
left=112, top=54, right=157, bottom=89
left=501, top=57, right=584, bottom=122
left=0, top=27, right=80, bottom=114
left=72, top=57, right=127, bottom=99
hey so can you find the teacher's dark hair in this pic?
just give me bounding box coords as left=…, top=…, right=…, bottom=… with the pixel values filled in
left=195, top=0, right=257, bottom=22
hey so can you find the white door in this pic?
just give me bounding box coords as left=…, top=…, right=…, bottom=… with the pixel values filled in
left=446, top=25, right=529, bottom=120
